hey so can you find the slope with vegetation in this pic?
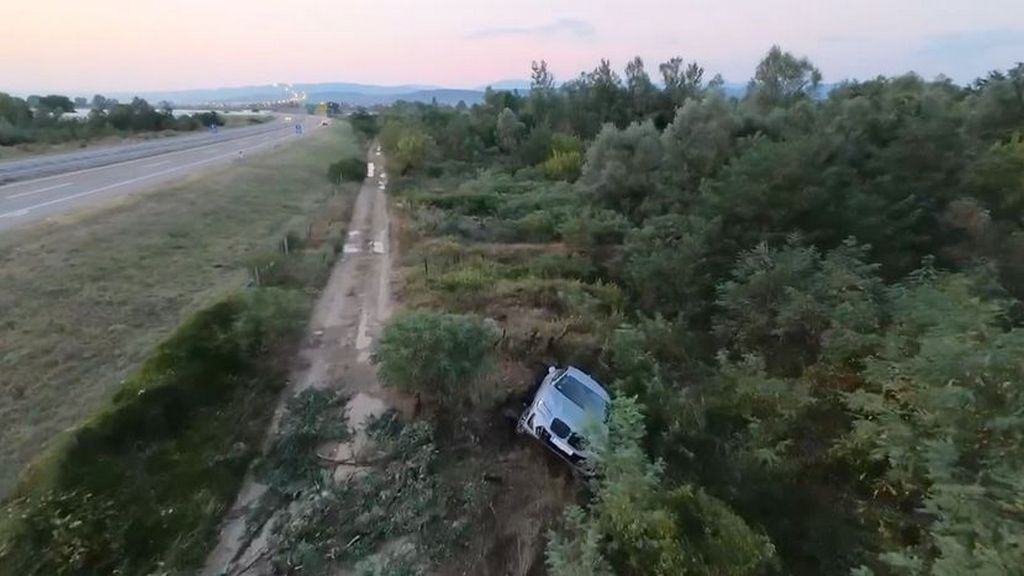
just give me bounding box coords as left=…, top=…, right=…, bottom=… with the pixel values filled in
left=0, top=124, right=367, bottom=575
left=367, top=48, right=1024, bottom=575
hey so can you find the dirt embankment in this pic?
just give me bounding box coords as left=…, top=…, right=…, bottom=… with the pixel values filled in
left=203, top=145, right=399, bottom=575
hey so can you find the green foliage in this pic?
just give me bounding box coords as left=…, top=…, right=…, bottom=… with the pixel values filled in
left=0, top=91, right=224, bottom=147
left=495, top=107, right=524, bottom=152
left=542, top=149, right=583, bottom=182
left=394, top=131, right=434, bottom=174
left=843, top=269, right=1024, bottom=574
left=715, top=238, right=883, bottom=372
left=374, top=311, right=497, bottom=408
left=545, top=506, right=613, bottom=576
left=581, top=120, right=664, bottom=219
left=378, top=51, right=1024, bottom=575
left=746, top=45, right=822, bottom=110
left=328, top=156, right=368, bottom=184
left=661, top=92, right=740, bottom=191
left=349, top=108, right=379, bottom=139
left=623, top=214, right=722, bottom=321
left=0, top=289, right=309, bottom=576
left=269, top=415, right=481, bottom=574
left=256, top=388, right=350, bottom=494
left=547, top=398, right=776, bottom=576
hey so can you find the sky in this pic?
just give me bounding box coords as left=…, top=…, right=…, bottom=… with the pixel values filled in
left=1, top=0, right=1021, bottom=94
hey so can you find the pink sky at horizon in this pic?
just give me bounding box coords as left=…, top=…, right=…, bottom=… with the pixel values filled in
left=1, top=0, right=1021, bottom=94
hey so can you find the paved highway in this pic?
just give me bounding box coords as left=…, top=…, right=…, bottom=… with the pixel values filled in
left=0, top=116, right=318, bottom=232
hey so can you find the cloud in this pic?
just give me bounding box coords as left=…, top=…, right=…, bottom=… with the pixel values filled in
left=466, top=18, right=595, bottom=40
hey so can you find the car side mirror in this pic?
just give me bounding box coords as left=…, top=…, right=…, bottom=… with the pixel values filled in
left=547, top=366, right=556, bottom=374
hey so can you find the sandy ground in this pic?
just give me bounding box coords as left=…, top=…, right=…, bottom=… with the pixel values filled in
left=202, top=144, right=396, bottom=576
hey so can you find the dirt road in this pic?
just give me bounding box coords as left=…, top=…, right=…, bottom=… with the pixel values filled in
left=202, top=144, right=395, bottom=575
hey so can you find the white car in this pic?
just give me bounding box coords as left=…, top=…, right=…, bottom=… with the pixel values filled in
left=517, top=366, right=610, bottom=474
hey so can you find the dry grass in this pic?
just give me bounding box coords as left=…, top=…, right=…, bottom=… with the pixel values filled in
left=0, top=123, right=363, bottom=496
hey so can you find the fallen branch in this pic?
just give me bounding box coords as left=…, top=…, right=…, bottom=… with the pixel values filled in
left=230, top=547, right=269, bottom=576
left=344, top=534, right=362, bottom=551
left=315, top=451, right=397, bottom=467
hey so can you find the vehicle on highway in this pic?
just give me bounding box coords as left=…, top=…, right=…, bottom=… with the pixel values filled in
left=517, top=366, right=610, bottom=475
left=320, top=120, right=330, bottom=126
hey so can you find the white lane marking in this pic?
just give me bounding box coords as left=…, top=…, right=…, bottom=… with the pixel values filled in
left=141, top=160, right=171, bottom=168
left=6, top=181, right=73, bottom=200
left=0, top=134, right=291, bottom=219
left=0, top=125, right=289, bottom=191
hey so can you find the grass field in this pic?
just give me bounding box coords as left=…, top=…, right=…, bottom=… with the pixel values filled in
left=0, top=122, right=362, bottom=496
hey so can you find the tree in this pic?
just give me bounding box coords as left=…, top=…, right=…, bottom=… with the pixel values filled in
left=530, top=59, right=555, bottom=92
left=588, top=59, right=627, bottom=127
left=660, top=92, right=740, bottom=192
left=659, top=56, right=705, bottom=106
left=327, top=157, right=367, bottom=184
left=90, top=94, right=109, bottom=111
left=624, top=214, right=722, bottom=321
left=374, top=311, right=497, bottom=409
left=967, top=62, right=1024, bottom=139
left=843, top=269, right=1024, bottom=574
left=36, top=94, right=75, bottom=118
left=580, top=120, right=664, bottom=220
left=625, top=56, right=656, bottom=120
left=528, top=59, right=562, bottom=128
left=0, top=92, right=32, bottom=126
left=546, top=397, right=777, bottom=576
left=747, top=45, right=822, bottom=110
left=714, top=238, right=883, bottom=373
left=348, top=108, right=378, bottom=139
left=495, top=107, right=524, bottom=152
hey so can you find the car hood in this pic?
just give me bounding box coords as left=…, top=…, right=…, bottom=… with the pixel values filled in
left=535, top=384, right=605, bottom=439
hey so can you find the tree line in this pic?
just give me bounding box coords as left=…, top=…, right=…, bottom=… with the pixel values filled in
left=0, top=92, right=226, bottom=147
left=371, top=45, right=1024, bottom=575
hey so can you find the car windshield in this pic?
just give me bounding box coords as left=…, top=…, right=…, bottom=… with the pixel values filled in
left=554, top=374, right=607, bottom=416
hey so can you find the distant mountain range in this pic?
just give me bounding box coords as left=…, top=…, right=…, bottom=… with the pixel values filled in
left=86, top=79, right=832, bottom=108
left=99, top=82, right=516, bottom=107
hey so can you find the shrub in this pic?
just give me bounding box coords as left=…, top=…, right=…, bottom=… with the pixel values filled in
left=374, top=311, right=497, bottom=408
left=327, top=157, right=368, bottom=184
left=543, top=150, right=583, bottom=182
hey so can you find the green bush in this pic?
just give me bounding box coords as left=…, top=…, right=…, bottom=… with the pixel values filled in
left=0, top=289, right=309, bottom=576
left=543, top=150, right=583, bottom=182
left=374, top=311, right=497, bottom=408
left=327, top=157, right=368, bottom=184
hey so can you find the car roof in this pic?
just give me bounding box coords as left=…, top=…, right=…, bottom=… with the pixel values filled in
left=562, top=366, right=611, bottom=402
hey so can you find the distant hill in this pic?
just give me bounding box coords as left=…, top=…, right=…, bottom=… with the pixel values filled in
left=99, top=83, right=485, bottom=107
left=304, top=88, right=485, bottom=106
left=90, top=79, right=838, bottom=108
